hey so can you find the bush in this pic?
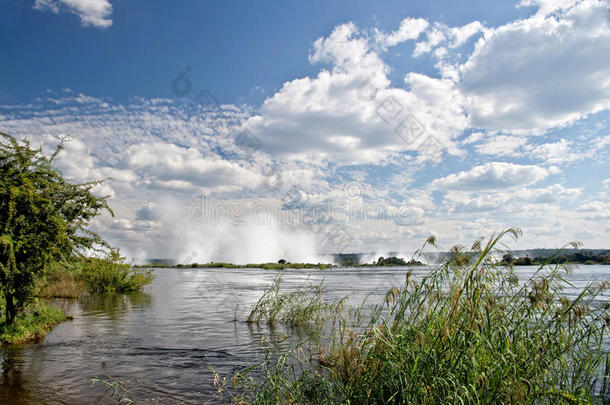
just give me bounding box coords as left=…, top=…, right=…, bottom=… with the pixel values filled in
left=43, top=250, right=153, bottom=296
left=41, top=268, right=87, bottom=298
left=79, top=252, right=153, bottom=294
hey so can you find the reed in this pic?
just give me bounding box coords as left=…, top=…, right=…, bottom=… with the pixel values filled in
left=247, top=276, right=345, bottom=327
left=232, top=229, right=610, bottom=404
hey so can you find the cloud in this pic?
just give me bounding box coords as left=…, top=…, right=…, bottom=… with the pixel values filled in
left=127, top=142, right=265, bottom=193
left=245, top=22, right=468, bottom=165
left=517, top=0, right=581, bottom=17
left=444, top=184, right=582, bottom=213
left=244, top=6, right=609, bottom=167
left=413, top=23, right=448, bottom=57
left=474, top=135, right=528, bottom=156
left=431, top=162, right=551, bottom=191
left=376, top=17, right=429, bottom=47
left=34, top=0, right=113, bottom=28
left=577, top=200, right=610, bottom=212
left=577, top=200, right=610, bottom=220
left=525, top=139, right=585, bottom=164
left=450, top=21, right=485, bottom=47
left=459, top=0, right=610, bottom=133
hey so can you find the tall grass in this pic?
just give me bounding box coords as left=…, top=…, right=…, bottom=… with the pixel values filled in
left=232, top=229, right=610, bottom=404
left=247, top=276, right=345, bottom=327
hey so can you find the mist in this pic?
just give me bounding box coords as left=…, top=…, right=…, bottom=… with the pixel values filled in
left=125, top=196, right=326, bottom=264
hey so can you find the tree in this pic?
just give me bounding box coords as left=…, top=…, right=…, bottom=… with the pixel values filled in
left=501, top=253, right=515, bottom=265
left=0, top=133, right=112, bottom=324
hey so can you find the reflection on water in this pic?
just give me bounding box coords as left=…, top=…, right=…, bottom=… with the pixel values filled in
left=1, top=265, right=608, bottom=404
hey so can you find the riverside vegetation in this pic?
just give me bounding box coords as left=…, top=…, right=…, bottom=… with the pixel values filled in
left=42, top=251, right=153, bottom=298
left=0, top=133, right=152, bottom=344
left=217, top=229, right=610, bottom=404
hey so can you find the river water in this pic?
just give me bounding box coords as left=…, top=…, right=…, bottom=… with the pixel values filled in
left=1, top=265, right=609, bottom=404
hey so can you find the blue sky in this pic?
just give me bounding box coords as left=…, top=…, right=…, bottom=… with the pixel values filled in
left=0, top=0, right=529, bottom=104
left=1, top=0, right=609, bottom=263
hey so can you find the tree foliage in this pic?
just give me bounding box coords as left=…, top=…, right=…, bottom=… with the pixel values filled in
left=0, top=133, right=112, bottom=324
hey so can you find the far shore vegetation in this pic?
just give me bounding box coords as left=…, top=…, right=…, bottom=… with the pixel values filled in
left=0, top=133, right=152, bottom=344
left=141, top=248, right=610, bottom=270
left=502, top=250, right=610, bottom=266
left=144, top=261, right=336, bottom=270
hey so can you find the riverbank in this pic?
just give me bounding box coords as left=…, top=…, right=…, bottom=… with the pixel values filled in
left=0, top=255, right=153, bottom=345
left=0, top=303, right=67, bottom=345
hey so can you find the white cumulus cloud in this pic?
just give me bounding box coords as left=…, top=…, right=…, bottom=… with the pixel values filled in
left=34, top=0, right=113, bottom=28
left=459, top=0, right=610, bottom=133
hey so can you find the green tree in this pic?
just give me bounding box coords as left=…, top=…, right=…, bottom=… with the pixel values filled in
left=0, top=133, right=112, bottom=324
left=501, top=253, right=515, bottom=265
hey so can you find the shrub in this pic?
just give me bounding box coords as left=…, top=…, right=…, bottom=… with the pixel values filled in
left=43, top=250, right=153, bottom=296
left=78, top=251, right=153, bottom=294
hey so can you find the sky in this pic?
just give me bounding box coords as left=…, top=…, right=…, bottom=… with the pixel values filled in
left=0, top=0, right=609, bottom=263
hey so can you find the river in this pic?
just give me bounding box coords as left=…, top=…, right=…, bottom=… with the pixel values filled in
left=1, top=264, right=609, bottom=404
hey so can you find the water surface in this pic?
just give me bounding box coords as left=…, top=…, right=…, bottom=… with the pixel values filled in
left=1, top=265, right=608, bottom=403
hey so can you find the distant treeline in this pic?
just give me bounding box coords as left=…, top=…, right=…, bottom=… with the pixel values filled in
left=140, top=256, right=424, bottom=269
left=140, top=249, right=610, bottom=269
left=140, top=261, right=334, bottom=270
left=502, top=250, right=610, bottom=266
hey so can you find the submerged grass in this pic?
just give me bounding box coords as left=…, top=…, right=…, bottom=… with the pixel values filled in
left=230, top=228, right=610, bottom=404
left=90, top=376, right=134, bottom=404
